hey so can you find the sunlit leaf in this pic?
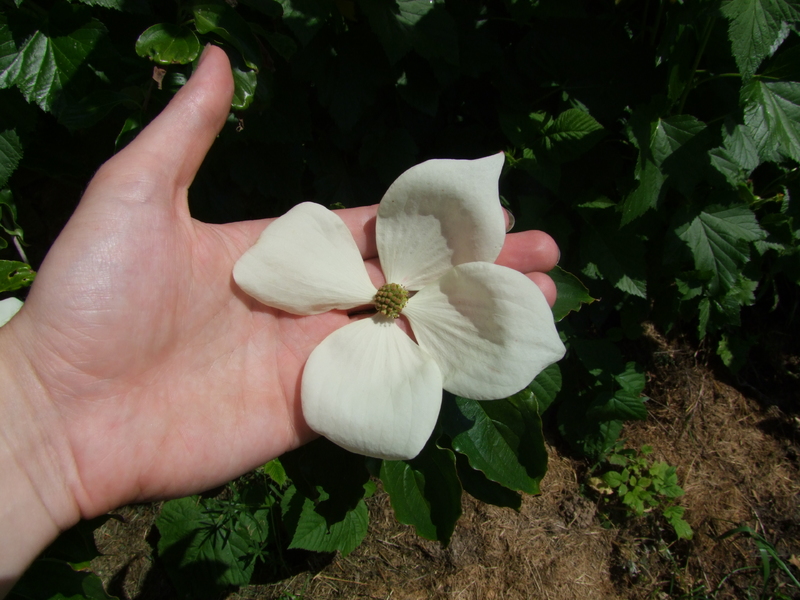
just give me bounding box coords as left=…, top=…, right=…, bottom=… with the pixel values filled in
left=75, top=0, right=151, bottom=12
left=136, top=24, right=202, bottom=65
left=0, top=19, right=107, bottom=114
left=0, top=261, right=35, bottom=292
left=380, top=443, right=461, bottom=544
left=742, top=79, right=800, bottom=163
left=675, top=204, right=766, bottom=294
left=721, top=0, right=800, bottom=79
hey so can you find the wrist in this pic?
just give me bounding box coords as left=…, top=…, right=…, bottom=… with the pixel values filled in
left=0, top=318, right=81, bottom=596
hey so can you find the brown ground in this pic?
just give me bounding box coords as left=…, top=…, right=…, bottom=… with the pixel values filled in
left=92, top=326, right=800, bottom=600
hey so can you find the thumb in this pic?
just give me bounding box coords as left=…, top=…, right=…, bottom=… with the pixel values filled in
left=104, top=45, right=235, bottom=197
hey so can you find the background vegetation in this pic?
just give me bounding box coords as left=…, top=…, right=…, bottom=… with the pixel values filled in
left=2, top=0, right=798, bottom=598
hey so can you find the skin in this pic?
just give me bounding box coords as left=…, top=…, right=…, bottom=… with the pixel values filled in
left=0, top=45, right=560, bottom=595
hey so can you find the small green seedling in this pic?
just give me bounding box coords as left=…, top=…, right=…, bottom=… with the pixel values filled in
left=590, top=444, right=693, bottom=540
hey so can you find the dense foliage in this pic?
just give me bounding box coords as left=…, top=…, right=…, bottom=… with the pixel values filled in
left=2, top=0, right=799, bottom=597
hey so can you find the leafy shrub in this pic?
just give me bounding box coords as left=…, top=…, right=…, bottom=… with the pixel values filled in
left=3, top=0, right=800, bottom=597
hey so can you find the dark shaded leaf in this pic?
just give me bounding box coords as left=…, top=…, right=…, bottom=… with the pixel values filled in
left=442, top=391, right=547, bottom=495
left=380, top=443, right=461, bottom=544
left=549, top=266, right=595, bottom=321
left=194, top=3, right=262, bottom=70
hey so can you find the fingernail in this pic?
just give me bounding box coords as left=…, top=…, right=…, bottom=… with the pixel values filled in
left=504, top=208, right=515, bottom=232
left=197, top=43, right=213, bottom=69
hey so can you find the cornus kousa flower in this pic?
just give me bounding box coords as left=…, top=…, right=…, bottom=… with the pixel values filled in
left=234, top=153, right=565, bottom=460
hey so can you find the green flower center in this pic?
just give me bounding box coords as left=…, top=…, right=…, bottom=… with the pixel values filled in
left=373, top=282, right=409, bottom=319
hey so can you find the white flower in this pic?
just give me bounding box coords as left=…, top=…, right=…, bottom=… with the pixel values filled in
left=234, top=154, right=565, bottom=460
left=0, top=297, right=22, bottom=327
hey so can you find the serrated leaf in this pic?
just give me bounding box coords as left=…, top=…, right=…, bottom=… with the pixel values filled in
left=156, top=496, right=269, bottom=597
left=581, top=216, right=648, bottom=298
left=75, top=0, right=150, bottom=12
left=614, top=361, right=646, bottom=395
left=442, top=391, right=547, bottom=495
left=380, top=443, right=462, bottom=544
left=0, top=261, right=35, bottom=292
left=675, top=204, right=766, bottom=294
left=529, top=362, right=562, bottom=415
left=135, top=24, right=201, bottom=65
left=549, top=265, right=595, bottom=321
left=709, top=146, right=747, bottom=187
left=0, top=128, right=22, bottom=187
left=194, top=3, right=262, bottom=71
left=722, top=121, right=761, bottom=173
left=0, top=13, right=16, bottom=75
left=742, top=79, right=800, bottom=163
left=721, top=0, right=800, bottom=80
left=262, top=459, right=287, bottom=485
left=0, top=20, right=107, bottom=114
left=282, top=484, right=369, bottom=556
left=621, top=157, right=665, bottom=224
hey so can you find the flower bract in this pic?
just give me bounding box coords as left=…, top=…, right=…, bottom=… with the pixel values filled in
left=233, top=153, right=566, bottom=460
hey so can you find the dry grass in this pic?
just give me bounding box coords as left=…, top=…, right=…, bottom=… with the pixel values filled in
left=93, top=325, right=800, bottom=600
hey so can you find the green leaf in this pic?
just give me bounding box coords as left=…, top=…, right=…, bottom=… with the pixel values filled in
left=8, top=558, right=116, bottom=600
left=588, top=389, right=648, bottom=421
left=0, top=128, right=22, bottom=188
left=442, top=391, right=548, bottom=495
left=0, top=19, right=107, bottom=114
left=675, top=204, right=766, bottom=294
left=455, top=453, right=521, bottom=510
left=241, top=0, right=284, bottom=18
left=281, top=438, right=371, bottom=524
left=722, top=121, right=761, bottom=173
left=581, top=217, right=648, bottom=298
left=281, top=483, right=371, bottom=556
left=57, top=90, right=131, bottom=131
left=503, top=109, right=604, bottom=164
left=135, top=24, right=202, bottom=65
left=262, top=459, right=287, bottom=486
left=193, top=3, right=262, bottom=71
left=230, top=60, right=257, bottom=111
left=380, top=443, right=462, bottom=544
left=721, top=0, right=800, bottom=80
left=358, top=0, right=458, bottom=65
left=549, top=266, right=595, bottom=321
left=663, top=505, right=693, bottom=539
left=75, top=0, right=151, bottom=12
left=622, top=114, right=709, bottom=223
left=276, top=0, right=331, bottom=46
left=156, top=495, right=270, bottom=597
left=0, top=261, right=35, bottom=292
left=529, top=362, right=562, bottom=415
left=742, top=80, right=800, bottom=163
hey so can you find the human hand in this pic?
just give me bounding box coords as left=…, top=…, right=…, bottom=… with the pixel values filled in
left=0, top=45, right=559, bottom=587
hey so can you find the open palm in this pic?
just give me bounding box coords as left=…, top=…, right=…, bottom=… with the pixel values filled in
left=5, top=47, right=559, bottom=522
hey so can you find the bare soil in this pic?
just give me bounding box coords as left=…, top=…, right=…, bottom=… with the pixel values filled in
left=92, top=326, right=800, bottom=599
